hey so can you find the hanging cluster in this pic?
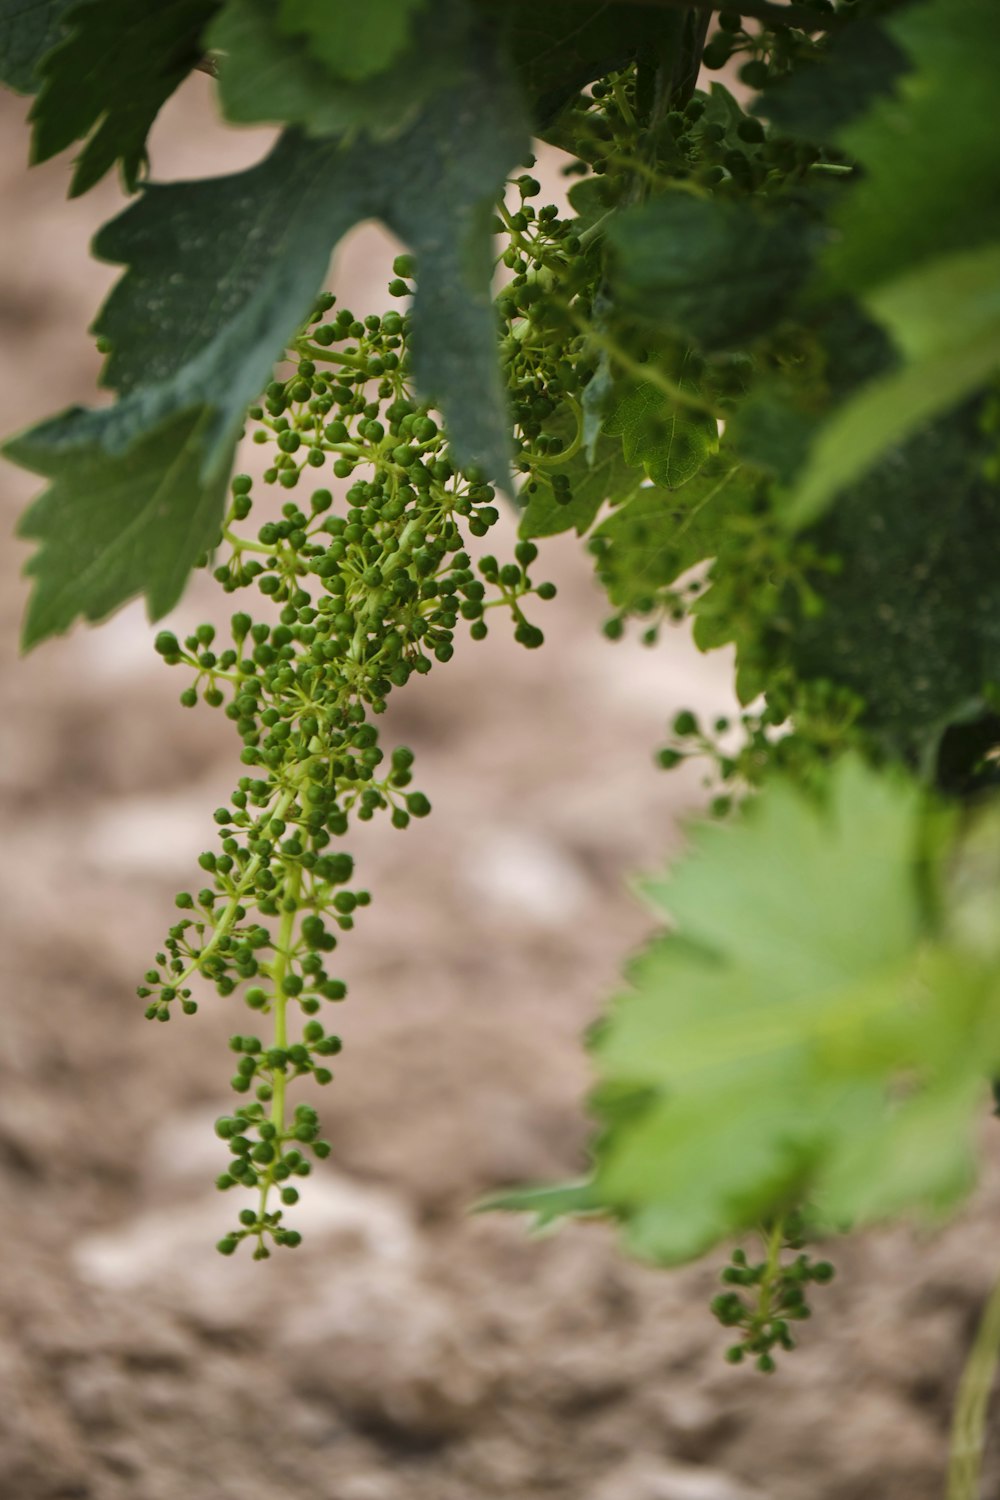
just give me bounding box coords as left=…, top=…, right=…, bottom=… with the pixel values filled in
left=711, top=1223, right=835, bottom=1371
left=139, top=288, right=557, bottom=1258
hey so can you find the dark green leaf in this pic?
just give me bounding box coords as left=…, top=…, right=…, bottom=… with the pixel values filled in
left=0, top=0, right=71, bottom=92
left=608, top=195, right=818, bottom=352
left=278, top=0, right=424, bottom=82
left=12, top=405, right=228, bottom=647
left=791, top=401, right=1000, bottom=760
left=789, top=243, right=1000, bottom=526
left=756, top=17, right=907, bottom=144
left=476, top=0, right=663, bottom=126
left=29, top=0, right=219, bottom=195
left=10, top=44, right=528, bottom=643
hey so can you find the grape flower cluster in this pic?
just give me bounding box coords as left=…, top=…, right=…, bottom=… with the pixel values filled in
left=139, top=283, right=557, bottom=1258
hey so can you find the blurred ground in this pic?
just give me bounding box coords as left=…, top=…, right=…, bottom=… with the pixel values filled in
left=1, top=76, right=998, bottom=1500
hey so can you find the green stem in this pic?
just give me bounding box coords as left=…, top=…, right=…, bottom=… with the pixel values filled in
left=295, top=341, right=369, bottom=372
left=177, top=784, right=298, bottom=988
left=754, top=1217, right=786, bottom=1330
left=948, top=1265, right=1000, bottom=1500
left=525, top=397, right=584, bottom=469
left=268, top=864, right=302, bottom=1138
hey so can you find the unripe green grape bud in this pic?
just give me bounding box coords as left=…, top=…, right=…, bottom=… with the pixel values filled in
left=392, top=253, right=416, bottom=279
left=388, top=278, right=409, bottom=298
left=672, top=710, right=699, bottom=737
left=737, top=117, right=765, bottom=144
left=406, top=792, right=431, bottom=818
left=216, top=1236, right=239, bottom=1256
left=739, top=59, right=769, bottom=88
left=514, top=622, right=544, bottom=649
left=155, top=631, right=181, bottom=658
left=702, top=37, right=731, bottom=69
left=245, top=987, right=268, bottom=1010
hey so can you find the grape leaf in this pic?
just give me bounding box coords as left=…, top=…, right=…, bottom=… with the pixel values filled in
left=278, top=0, right=424, bottom=82
left=476, top=0, right=663, bottom=126
left=29, top=0, right=219, bottom=196
left=603, top=381, right=718, bottom=490
left=827, top=0, right=1000, bottom=294
left=518, top=429, right=643, bottom=540
left=756, top=16, right=907, bottom=144
left=608, top=196, right=818, bottom=352
left=9, top=45, right=528, bottom=644
left=11, top=406, right=229, bottom=646
left=210, top=0, right=463, bottom=139
left=788, top=243, right=1000, bottom=526
left=494, top=759, right=1000, bottom=1263
left=0, top=0, right=72, bottom=90
left=592, top=456, right=757, bottom=610
left=789, top=401, right=1000, bottom=760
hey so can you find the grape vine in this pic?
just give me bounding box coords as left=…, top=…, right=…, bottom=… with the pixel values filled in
left=6, top=0, right=1000, bottom=1489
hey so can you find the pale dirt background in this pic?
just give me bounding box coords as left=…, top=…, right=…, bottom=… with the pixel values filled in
left=1, top=74, right=999, bottom=1500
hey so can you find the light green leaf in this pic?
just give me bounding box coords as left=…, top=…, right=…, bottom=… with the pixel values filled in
left=592, top=457, right=756, bottom=611
left=477, top=1180, right=603, bottom=1225
left=278, top=0, right=424, bottom=82
left=828, top=0, right=1000, bottom=293
left=518, top=428, right=642, bottom=540
left=492, top=759, right=1000, bottom=1263
left=788, top=243, right=1000, bottom=526
left=210, top=0, right=464, bottom=139
left=604, top=382, right=719, bottom=490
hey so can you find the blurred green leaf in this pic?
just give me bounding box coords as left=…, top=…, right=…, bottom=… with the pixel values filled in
left=0, top=0, right=72, bottom=91
left=788, top=243, right=1000, bottom=526
left=278, top=0, right=424, bottom=82
left=492, top=759, right=1000, bottom=1262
